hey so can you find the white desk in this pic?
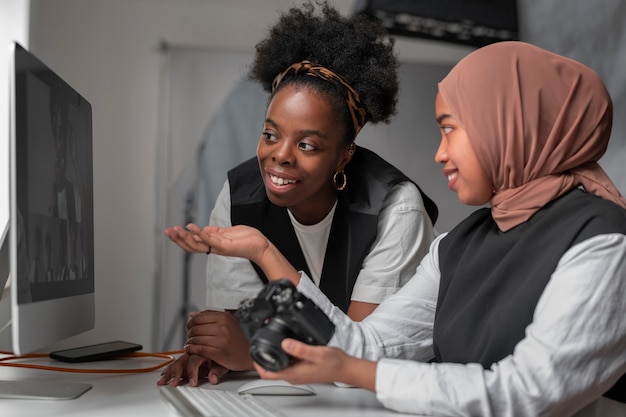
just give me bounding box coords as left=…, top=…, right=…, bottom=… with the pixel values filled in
left=0, top=354, right=421, bottom=417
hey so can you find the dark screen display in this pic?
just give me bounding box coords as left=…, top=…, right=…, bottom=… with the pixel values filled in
left=14, top=44, right=94, bottom=304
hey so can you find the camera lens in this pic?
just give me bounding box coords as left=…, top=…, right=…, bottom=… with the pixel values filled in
left=249, top=318, right=293, bottom=372
left=250, top=342, right=288, bottom=372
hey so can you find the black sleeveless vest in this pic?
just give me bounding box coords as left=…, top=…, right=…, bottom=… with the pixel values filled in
left=228, top=146, right=438, bottom=313
left=435, top=188, right=626, bottom=402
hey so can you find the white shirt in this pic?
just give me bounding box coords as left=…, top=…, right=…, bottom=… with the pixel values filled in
left=205, top=179, right=436, bottom=310
left=287, top=201, right=336, bottom=286
left=297, top=233, right=626, bottom=417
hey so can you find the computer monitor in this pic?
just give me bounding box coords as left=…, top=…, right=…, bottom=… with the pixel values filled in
left=0, top=42, right=95, bottom=358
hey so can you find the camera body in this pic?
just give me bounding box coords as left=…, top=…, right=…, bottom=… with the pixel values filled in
left=236, top=279, right=335, bottom=372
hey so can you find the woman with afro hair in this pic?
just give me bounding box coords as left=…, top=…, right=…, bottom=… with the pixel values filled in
left=159, top=1, right=438, bottom=387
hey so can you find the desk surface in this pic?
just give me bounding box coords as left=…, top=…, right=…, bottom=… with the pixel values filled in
left=0, top=354, right=421, bottom=417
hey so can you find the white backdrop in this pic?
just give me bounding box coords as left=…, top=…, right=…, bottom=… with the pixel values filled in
left=155, top=47, right=265, bottom=350
left=519, top=0, right=626, bottom=194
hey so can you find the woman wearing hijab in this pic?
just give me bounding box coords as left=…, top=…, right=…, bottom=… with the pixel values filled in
left=182, top=41, right=626, bottom=416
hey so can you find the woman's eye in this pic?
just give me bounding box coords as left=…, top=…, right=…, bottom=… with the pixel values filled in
left=262, top=131, right=277, bottom=141
left=442, top=126, right=453, bottom=135
left=298, top=142, right=316, bottom=151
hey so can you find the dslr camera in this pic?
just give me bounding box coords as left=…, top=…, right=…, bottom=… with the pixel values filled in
left=235, top=279, right=335, bottom=372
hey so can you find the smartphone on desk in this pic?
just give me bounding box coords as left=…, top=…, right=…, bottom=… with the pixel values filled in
left=50, top=340, right=142, bottom=363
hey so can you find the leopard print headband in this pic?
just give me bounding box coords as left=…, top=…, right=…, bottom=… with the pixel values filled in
left=271, top=61, right=367, bottom=136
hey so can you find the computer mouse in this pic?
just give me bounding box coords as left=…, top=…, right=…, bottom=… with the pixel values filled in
left=237, top=379, right=316, bottom=396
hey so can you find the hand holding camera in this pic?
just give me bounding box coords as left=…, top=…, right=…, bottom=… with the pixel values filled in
left=235, top=279, right=335, bottom=372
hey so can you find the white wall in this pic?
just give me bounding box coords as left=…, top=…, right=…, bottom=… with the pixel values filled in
left=22, top=0, right=625, bottom=352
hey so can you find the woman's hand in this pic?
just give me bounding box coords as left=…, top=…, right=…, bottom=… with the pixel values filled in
left=156, top=352, right=210, bottom=387
left=194, top=224, right=272, bottom=264
left=254, top=339, right=377, bottom=392
left=164, top=223, right=270, bottom=260
left=183, top=310, right=255, bottom=380
left=181, top=224, right=301, bottom=285
left=163, top=224, right=210, bottom=254
left=157, top=310, right=253, bottom=387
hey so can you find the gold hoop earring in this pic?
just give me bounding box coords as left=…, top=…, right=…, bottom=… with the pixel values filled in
left=333, top=170, right=347, bottom=191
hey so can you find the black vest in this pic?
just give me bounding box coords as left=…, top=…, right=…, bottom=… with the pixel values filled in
left=228, top=146, right=438, bottom=312
left=435, top=188, right=626, bottom=402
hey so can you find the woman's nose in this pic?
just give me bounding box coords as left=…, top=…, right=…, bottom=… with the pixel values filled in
left=272, top=141, right=295, bottom=165
left=434, top=139, right=447, bottom=164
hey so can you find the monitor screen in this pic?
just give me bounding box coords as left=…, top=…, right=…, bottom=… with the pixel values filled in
left=2, top=42, right=95, bottom=355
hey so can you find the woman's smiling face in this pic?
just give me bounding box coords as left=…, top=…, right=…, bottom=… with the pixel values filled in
left=256, top=84, right=353, bottom=225
left=434, top=92, right=493, bottom=206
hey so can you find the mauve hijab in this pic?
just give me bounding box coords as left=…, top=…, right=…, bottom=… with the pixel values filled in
left=438, top=41, right=626, bottom=232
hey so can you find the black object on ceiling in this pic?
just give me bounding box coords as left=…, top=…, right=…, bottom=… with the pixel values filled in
left=356, top=0, right=519, bottom=48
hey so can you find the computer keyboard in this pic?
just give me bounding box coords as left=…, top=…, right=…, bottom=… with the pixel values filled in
left=159, top=385, right=285, bottom=417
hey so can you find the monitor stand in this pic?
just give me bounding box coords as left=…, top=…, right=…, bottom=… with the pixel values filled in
left=0, top=379, right=92, bottom=400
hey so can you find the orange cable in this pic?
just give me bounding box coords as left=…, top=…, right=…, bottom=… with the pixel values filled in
left=0, top=350, right=184, bottom=374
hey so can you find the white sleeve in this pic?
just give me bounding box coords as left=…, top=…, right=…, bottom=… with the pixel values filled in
left=375, top=233, right=626, bottom=417
left=350, top=181, right=437, bottom=304
left=297, top=234, right=443, bottom=361
left=205, top=180, right=264, bottom=310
